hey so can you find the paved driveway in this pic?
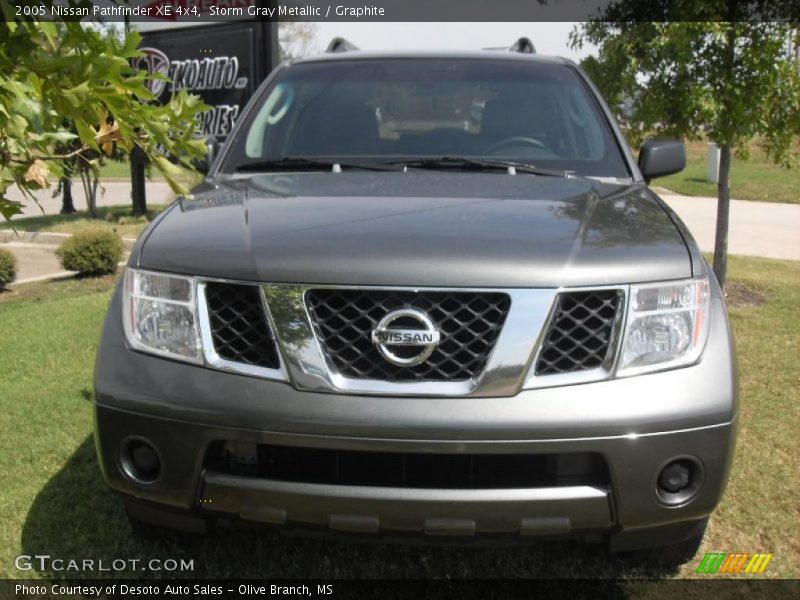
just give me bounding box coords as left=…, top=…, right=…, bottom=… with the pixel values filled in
left=659, top=193, right=800, bottom=261
left=0, top=241, right=67, bottom=283
left=6, top=180, right=175, bottom=218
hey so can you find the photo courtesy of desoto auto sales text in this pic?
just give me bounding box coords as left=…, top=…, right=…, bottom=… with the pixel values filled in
left=1, top=0, right=798, bottom=598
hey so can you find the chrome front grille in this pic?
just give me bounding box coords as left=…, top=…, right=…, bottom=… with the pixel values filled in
left=196, top=280, right=624, bottom=395
left=534, top=290, right=622, bottom=375
left=305, top=289, right=512, bottom=382
left=204, top=282, right=280, bottom=369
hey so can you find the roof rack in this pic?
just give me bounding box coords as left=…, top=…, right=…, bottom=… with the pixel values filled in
left=482, top=38, right=537, bottom=54
left=326, top=38, right=359, bottom=53
left=509, top=37, right=536, bottom=54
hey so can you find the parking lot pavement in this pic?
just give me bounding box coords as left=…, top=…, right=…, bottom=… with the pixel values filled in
left=0, top=241, right=71, bottom=284
left=660, top=193, right=800, bottom=261
left=6, top=180, right=174, bottom=218
left=1, top=240, right=131, bottom=285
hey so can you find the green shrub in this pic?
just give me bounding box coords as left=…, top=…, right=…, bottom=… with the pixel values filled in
left=56, top=230, right=123, bottom=275
left=0, top=248, right=16, bottom=289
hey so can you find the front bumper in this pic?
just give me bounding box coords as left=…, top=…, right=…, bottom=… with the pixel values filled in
left=94, top=282, right=737, bottom=548
left=96, top=403, right=734, bottom=548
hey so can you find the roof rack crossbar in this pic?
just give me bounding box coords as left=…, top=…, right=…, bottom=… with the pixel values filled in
left=326, top=38, right=359, bottom=53
left=510, top=37, right=536, bottom=54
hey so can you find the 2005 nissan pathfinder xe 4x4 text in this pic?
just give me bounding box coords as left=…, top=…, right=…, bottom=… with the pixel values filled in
left=94, top=40, right=737, bottom=566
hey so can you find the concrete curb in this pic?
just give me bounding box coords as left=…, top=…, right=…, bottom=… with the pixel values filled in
left=0, top=229, right=137, bottom=250
left=11, top=270, right=77, bottom=286
left=0, top=230, right=72, bottom=246
left=8, top=261, right=128, bottom=287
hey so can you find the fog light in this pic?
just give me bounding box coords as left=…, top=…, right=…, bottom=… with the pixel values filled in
left=120, top=438, right=161, bottom=484
left=654, top=457, right=704, bottom=506
left=658, top=460, right=692, bottom=493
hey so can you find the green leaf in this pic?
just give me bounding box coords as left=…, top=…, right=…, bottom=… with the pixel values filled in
left=0, top=198, right=23, bottom=221
left=74, top=119, right=98, bottom=150
left=6, top=114, right=28, bottom=138
left=120, top=31, right=142, bottom=59
left=152, top=156, right=190, bottom=195
left=62, top=81, right=92, bottom=108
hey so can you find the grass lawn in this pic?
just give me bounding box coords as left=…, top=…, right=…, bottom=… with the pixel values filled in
left=657, top=140, right=800, bottom=204
left=0, top=205, right=166, bottom=238
left=0, top=256, right=798, bottom=582
left=97, top=160, right=163, bottom=180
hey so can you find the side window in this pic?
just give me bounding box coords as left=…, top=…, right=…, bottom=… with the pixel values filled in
left=562, top=86, right=604, bottom=160
left=244, top=84, right=295, bottom=158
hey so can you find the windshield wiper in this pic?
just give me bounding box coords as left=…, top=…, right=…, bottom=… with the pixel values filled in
left=396, top=157, right=573, bottom=178
left=235, top=157, right=402, bottom=172
left=235, top=156, right=577, bottom=178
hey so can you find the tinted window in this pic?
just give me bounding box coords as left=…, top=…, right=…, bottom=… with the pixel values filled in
left=224, top=58, right=629, bottom=178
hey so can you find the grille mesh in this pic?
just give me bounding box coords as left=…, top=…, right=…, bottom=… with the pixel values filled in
left=204, top=282, right=280, bottom=369
left=535, top=290, right=622, bottom=375
left=305, top=290, right=511, bottom=382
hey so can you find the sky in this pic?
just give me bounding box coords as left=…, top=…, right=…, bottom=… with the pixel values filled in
left=133, top=20, right=599, bottom=63
left=312, top=22, right=597, bottom=62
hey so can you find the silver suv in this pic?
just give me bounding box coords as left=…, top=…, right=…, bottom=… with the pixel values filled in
left=94, top=42, right=737, bottom=566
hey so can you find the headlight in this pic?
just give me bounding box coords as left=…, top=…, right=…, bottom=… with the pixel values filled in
left=618, top=277, right=710, bottom=376
left=122, top=268, right=201, bottom=363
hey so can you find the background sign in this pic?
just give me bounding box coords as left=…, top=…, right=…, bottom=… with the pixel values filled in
left=131, top=18, right=279, bottom=139
left=125, top=0, right=257, bottom=29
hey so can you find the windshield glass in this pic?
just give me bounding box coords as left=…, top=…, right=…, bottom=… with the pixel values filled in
left=222, top=58, right=630, bottom=178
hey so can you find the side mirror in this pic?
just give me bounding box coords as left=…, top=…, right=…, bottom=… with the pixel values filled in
left=196, top=135, right=219, bottom=175
left=638, top=139, right=686, bottom=183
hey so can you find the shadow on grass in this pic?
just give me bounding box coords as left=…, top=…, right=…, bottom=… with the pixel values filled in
left=1, top=272, right=118, bottom=306
left=0, top=205, right=166, bottom=233
left=21, top=436, right=676, bottom=583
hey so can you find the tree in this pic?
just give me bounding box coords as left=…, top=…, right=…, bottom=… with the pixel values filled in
left=279, top=22, right=320, bottom=62
left=53, top=116, right=131, bottom=218
left=0, top=2, right=208, bottom=223
left=55, top=20, right=127, bottom=217
left=573, top=11, right=800, bottom=287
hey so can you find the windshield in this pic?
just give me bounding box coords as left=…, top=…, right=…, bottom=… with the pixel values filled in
left=222, top=58, right=630, bottom=179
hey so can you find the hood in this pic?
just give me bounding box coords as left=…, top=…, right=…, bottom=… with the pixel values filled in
left=136, top=171, right=692, bottom=288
